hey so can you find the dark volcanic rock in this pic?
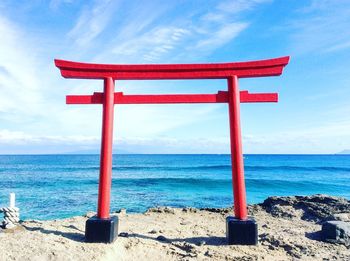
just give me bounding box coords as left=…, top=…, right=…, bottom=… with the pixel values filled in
left=199, top=207, right=231, bottom=214
left=260, top=194, right=350, bottom=223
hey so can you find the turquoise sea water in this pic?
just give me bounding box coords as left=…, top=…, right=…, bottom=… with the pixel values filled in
left=0, top=154, right=349, bottom=220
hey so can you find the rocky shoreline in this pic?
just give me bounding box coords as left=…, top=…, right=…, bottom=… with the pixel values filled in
left=1, top=194, right=349, bottom=260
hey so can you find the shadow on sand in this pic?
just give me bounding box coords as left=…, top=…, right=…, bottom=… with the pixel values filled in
left=305, top=230, right=323, bottom=241
left=22, top=223, right=226, bottom=245
left=22, top=224, right=85, bottom=242
left=127, top=233, right=226, bottom=246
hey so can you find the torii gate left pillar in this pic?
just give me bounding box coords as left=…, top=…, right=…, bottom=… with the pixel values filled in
left=55, top=56, right=289, bottom=244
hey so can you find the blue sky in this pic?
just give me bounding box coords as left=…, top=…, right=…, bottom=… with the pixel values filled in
left=0, top=0, right=350, bottom=154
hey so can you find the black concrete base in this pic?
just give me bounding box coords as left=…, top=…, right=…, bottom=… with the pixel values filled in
left=85, top=216, right=118, bottom=243
left=226, top=216, right=258, bottom=245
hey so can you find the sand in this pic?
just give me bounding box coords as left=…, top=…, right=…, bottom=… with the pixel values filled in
left=0, top=195, right=349, bottom=261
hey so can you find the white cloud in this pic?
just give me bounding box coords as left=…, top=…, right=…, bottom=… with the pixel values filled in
left=68, top=0, right=120, bottom=46
left=216, top=0, right=271, bottom=15
left=324, top=40, right=350, bottom=53
left=243, top=119, right=350, bottom=154
left=116, top=104, right=222, bottom=137
left=95, top=0, right=272, bottom=63
left=49, top=0, right=74, bottom=10
left=0, top=16, right=44, bottom=117
left=289, top=0, right=350, bottom=55
left=0, top=0, right=284, bottom=154
left=112, top=26, right=190, bottom=62
left=0, top=129, right=230, bottom=154
left=0, top=129, right=99, bottom=145
left=195, top=22, right=248, bottom=51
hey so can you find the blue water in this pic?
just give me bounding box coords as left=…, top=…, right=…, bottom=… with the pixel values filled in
left=0, top=154, right=349, bottom=220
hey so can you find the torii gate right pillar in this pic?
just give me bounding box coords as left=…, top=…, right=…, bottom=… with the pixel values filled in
left=226, top=75, right=258, bottom=245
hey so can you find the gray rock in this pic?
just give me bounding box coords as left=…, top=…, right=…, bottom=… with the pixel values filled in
left=322, top=221, right=350, bottom=246
left=171, top=241, right=196, bottom=252
left=156, top=235, right=168, bottom=242
left=146, top=206, right=175, bottom=214
left=146, top=207, right=161, bottom=213
left=115, top=208, right=127, bottom=215
left=197, top=240, right=206, bottom=246
left=182, top=207, right=198, bottom=213
left=204, top=250, right=213, bottom=257
left=163, top=207, right=175, bottom=214
left=119, top=232, right=129, bottom=237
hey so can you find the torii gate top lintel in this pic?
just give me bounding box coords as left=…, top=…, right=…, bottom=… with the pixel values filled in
left=55, top=56, right=290, bottom=80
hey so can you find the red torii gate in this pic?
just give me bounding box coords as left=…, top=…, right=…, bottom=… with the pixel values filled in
left=55, top=56, right=289, bottom=244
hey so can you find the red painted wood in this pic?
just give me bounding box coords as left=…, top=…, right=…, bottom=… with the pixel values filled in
left=66, top=93, right=103, bottom=104
left=66, top=91, right=277, bottom=104
left=55, top=56, right=289, bottom=80
left=240, top=91, right=278, bottom=103
left=228, top=75, right=248, bottom=220
left=97, top=77, right=115, bottom=219
left=57, top=56, right=290, bottom=221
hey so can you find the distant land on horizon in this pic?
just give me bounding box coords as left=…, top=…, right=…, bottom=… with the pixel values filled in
left=62, top=149, right=350, bottom=155
left=336, top=149, right=350, bottom=155
left=1, top=150, right=349, bottom=155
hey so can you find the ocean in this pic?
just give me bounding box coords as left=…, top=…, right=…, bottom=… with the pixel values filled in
left=0, top=154, right=349, bottom=220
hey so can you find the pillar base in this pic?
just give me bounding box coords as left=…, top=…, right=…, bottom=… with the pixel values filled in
left=226, top=216, right=258, bottom=245
left=85, top=216, right=118, bottom=243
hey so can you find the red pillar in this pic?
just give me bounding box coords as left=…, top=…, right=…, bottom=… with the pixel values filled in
left=97, top=77, right=115, bottom=219
left=228, top=75, right=248, bottom=220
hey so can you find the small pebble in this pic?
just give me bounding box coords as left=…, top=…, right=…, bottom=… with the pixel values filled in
left=156, top=235, right=168, bottom=242
left=149, top=229, right=157, bottom=234
left=119, top=232, right=129, bottom=237
left=197, top=240, right=206, bottom=246
left=204, top=250, right=213, bottom=257
left=116, top=209, right=127, bottom=215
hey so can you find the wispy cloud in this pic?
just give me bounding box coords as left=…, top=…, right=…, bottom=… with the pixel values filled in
left=112, top=26, right=190, bottom=62
left=49, top=0, right=74, bottom=10
left=195, top=22, right=248, bottom=50
left=4, top=0, right=330, bottom=155
left=68, top=0, right=120, bottom=46
left=116, top=104, right=222, bottom=137
left=0, top=129, right=98, bottom=145
left=0, top=16, right=44, bottom=117
left=94, top=0, right=271, bottom=63
left=289, top=0, right=350, bottom=55
left=244, top=119, right=350, bottom=154
left=0, top=129, right=230, bottom=154
left=216, top=0, right=272, bottom=14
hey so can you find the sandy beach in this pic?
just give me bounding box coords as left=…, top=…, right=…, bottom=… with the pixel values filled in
left=1, top=195, right=349, bottom=261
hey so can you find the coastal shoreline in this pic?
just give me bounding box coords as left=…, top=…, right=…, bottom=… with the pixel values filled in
left=1, top=195, right=349, bottom=260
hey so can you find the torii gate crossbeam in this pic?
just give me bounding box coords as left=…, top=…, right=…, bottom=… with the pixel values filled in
left=55, top=56, right=289, bottom=245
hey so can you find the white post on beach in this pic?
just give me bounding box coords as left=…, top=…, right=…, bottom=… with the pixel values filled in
left=10, top=193, right=15, bottom=208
